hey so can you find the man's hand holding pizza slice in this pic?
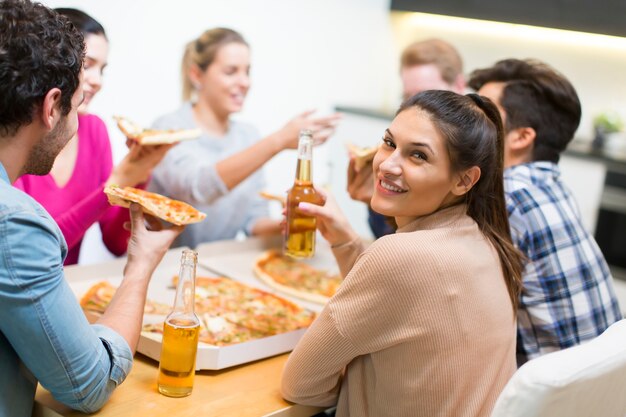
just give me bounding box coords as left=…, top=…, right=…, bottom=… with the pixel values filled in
left=104, top=184, right=206, bottom=226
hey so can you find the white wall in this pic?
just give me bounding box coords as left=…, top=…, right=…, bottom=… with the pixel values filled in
left=40, top=0, right=394, bottom=262
left=39, top=1, right=626, bottom=261
left=41, top=0, right=393, bottom=179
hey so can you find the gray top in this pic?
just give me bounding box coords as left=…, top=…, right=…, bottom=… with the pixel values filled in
left=149, top=102, right=269, bottom=248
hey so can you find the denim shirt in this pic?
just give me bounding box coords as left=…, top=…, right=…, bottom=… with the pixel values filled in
left=0, top=163, right=132, bottom=417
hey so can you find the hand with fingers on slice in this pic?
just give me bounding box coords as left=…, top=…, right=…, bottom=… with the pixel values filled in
left=272, top=110, right=342, bottom=151
left=347, top=156, right=375, bottom=204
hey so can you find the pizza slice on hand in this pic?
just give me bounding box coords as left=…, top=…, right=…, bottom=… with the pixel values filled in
left=104, top=184, right=206, bottom=226
left=346, top=142, right=378, bottom=170
left=114, top=115, right=201, bottom=145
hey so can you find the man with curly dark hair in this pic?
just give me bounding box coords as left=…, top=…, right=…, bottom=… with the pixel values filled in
left=0, top=1, right=183, bottom=416
left=469, top=59, right=622, bottom=366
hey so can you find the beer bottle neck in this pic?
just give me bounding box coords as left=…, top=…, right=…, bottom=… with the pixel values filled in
left=295, top=136, right=313, bottom=183
left=172, top=250, right=197, bottom=315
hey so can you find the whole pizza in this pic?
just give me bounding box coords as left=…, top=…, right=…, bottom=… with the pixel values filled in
left=79, top=276, right=316, bottom=347
left=254, top=250, right=342, bottom=304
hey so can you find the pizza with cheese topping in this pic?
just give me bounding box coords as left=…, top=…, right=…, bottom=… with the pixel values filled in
left=104, top=184, right=206, bottom=226
left=254, top=250, right=342, bottom=304
left=114, top=115, right=201, bottom=145
left=79, top=276, right=316, bottom=347
left=79, top=281, right=171, bottom=315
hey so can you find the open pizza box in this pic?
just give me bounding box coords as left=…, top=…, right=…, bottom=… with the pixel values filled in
left=64, top=244, right=324, bottom=370
left=194, top=234, right=340, bottom=314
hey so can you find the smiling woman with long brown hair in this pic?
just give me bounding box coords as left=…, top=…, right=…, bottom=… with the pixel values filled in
left=281, top=90, right=523, bottom=417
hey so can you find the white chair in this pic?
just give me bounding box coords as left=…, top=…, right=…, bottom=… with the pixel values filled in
left=491, top=319, right=626, bottom=417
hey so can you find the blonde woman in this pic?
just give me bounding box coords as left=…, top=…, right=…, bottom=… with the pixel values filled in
left=149, top=28, right=340, bottom=248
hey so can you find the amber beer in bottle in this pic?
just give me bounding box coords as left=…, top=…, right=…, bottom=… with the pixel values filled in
left=285, top=129, right=322, bottom=258
left=157, top=249, right=200, bottom=397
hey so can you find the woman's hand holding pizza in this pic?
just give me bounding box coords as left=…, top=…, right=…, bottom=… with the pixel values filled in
left=296, top=187, right=359, bottom=248
left=107, top=142, right=175, bottom=188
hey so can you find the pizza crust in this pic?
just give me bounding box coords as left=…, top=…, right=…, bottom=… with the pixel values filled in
left=253, top=251, right=334, bottom=305
left=79, top=281, right=170, bottom=315
left=259, top=191, right=286, bottom=206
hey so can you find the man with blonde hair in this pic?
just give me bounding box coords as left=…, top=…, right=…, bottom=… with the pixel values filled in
left=399, top=38, right=465, bottom=100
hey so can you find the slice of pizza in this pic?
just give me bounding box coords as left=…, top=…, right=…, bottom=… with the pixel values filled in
left=80, top=281, right=171, bottom=315
left=259, top=191, right=286, bottom=206
left=104, top=184, right=206, bottom=226
left=254, top=250, right=342, bottom=304
left=346, top=142, right=378, bottom=170
left=114, top=115, right=201, bottom=145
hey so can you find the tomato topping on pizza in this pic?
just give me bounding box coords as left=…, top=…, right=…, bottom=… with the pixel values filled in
left=104, top=184, right=206, bottom=226
left=80, top=277, right=316, bottom=347
left=254, top=250, right=342, bottom=304
left=114, top=115, right=201, bottom=145
left=80, top=281, right=171, bottom=315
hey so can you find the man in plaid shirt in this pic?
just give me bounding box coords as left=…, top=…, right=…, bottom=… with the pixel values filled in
left=469, top=59, right=623, bottom=366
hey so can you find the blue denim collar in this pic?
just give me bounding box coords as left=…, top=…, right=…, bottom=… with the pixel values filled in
left=0, top=162, right=9, bottom=185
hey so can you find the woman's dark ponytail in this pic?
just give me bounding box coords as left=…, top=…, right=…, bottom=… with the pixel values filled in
left=399, top=91, right=523, bottom=312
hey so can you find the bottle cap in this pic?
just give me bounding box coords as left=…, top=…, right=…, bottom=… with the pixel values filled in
left=181, top=249, right=198, bottom=264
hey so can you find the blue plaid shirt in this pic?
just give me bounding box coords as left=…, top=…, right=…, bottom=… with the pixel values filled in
left=504, top=161, right=623, bottom=365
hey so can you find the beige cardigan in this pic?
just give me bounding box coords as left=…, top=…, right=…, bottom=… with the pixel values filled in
left=281, top=204, right=516, bottom=417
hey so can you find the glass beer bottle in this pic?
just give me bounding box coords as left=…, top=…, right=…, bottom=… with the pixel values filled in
left=157, top=249, right=200, bottom=397
left=285, top=129, right=322, bottom=258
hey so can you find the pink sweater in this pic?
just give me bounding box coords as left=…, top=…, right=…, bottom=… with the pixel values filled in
left=14, top=114, right=129, bottom=265
left=282, top=205, right=516, bottom=417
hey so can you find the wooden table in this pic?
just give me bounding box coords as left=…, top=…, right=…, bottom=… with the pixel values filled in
left=33, top=243, right=329, bottom=417
left=34, top=352, right=324, bottom=417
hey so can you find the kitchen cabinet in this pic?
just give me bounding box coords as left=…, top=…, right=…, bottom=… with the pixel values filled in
left=390, top=0, right=626, bottom=38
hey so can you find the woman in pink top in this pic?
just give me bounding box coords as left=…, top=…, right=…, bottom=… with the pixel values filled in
left=14, top=9, right=171, bottom=265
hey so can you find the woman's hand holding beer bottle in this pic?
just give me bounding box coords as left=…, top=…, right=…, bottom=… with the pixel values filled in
left=296, top=187, right=359, bottom=248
